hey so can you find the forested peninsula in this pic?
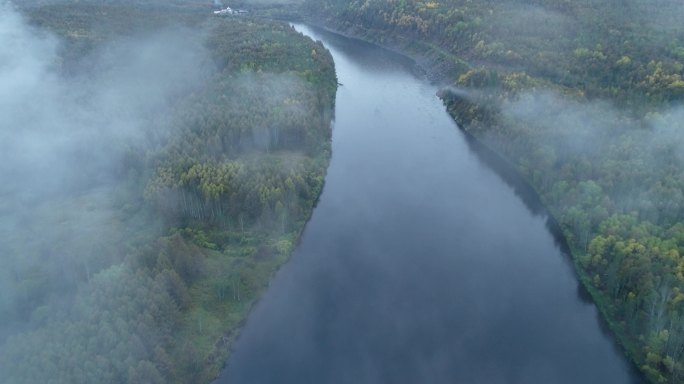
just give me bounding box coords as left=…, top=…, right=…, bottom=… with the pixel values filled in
left=301, top=1, right=684, bottom=383
left=0, top=2, right=336, bottom=383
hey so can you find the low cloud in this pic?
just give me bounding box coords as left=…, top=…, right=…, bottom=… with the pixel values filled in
left=0, top=0, right=214, bottom=343
left=498, top=88, right=684, bottom=222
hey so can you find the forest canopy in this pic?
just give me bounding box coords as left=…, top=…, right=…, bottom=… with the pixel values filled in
left=0, top=2, right=336, bottom=383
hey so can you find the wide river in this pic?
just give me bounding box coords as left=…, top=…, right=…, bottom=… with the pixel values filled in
left=215, top=24, right=642, bottom=384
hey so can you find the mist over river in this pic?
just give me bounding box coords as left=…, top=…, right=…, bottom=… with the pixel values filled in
left=214, top=24, right=643, bottom=384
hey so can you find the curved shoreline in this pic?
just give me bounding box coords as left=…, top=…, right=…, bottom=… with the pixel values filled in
left=294, top=15, right=646, bottom=382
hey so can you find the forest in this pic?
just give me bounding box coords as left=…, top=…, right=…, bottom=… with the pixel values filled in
left=0, top=1, right=335, bottom=383
left=301, top=0, right=684, bottom=383
left=5, top=0, right=684, bottom=383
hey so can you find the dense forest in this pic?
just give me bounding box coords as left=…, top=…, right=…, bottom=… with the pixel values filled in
left=0, top=2, right=335, bottom=383
left=301, top=0, right=684, bottom=383
left=5, top=0, right=684, bottom=382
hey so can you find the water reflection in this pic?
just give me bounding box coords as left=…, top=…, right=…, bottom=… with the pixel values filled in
left=215, top=24, right=643, bottom=384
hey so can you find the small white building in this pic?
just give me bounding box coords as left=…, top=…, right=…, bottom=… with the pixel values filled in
left=213, top=7, right=247, bottom=16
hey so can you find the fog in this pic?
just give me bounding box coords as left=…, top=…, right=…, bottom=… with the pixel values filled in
left=495, top=89, right=684, bottom=222
left=0, top=2, right=330, bottom=381
left=0, top=0, right=679, bottom=382
left=490, top=4, right=577, bottom=48
left=1, top=2, right=212, bottom=195
left=440, top=0, right=684, bottom=225
left=500, top=91, right=684, bottom=157
left=0, top=1, right=214, bottom=378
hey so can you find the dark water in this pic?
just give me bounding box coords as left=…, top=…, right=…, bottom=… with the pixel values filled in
left=215, top=25, right=642, bottom=384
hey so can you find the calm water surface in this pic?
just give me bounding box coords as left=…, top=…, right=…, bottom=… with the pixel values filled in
left=215, top=24, right=642, bottom=384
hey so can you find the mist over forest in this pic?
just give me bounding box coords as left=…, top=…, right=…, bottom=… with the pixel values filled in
left=0, top=1, right=335, bottom=382
left=0, top=0, right=212, bottom=340
left=3, top=0, right=684, bottom=383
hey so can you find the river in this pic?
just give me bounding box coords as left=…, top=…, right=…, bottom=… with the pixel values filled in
left=214, top=24, right=642, bottom=384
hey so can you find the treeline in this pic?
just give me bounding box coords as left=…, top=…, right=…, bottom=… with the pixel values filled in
left=443, top=80, right=684, bottom=382
left=305, top=0, right=684, bottom=107
left=303, top=0, right=684, bottom=382
left=1, top=4, right=335, bottom=384
left=442, top=43, right=684, bottom=384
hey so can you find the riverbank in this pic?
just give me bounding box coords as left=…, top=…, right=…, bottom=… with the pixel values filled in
left=294, top=17, right=468, bottom=84
left=0, top=5, right=337, bottom=383
left=215, top=22, right=639, bottom=384
left=298, top=10, right=679, bottom=383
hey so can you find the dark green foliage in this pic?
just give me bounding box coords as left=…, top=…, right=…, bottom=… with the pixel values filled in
left=1, top=4, right=335, bottom=384
left=1, top=265, right=179, bottom=384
